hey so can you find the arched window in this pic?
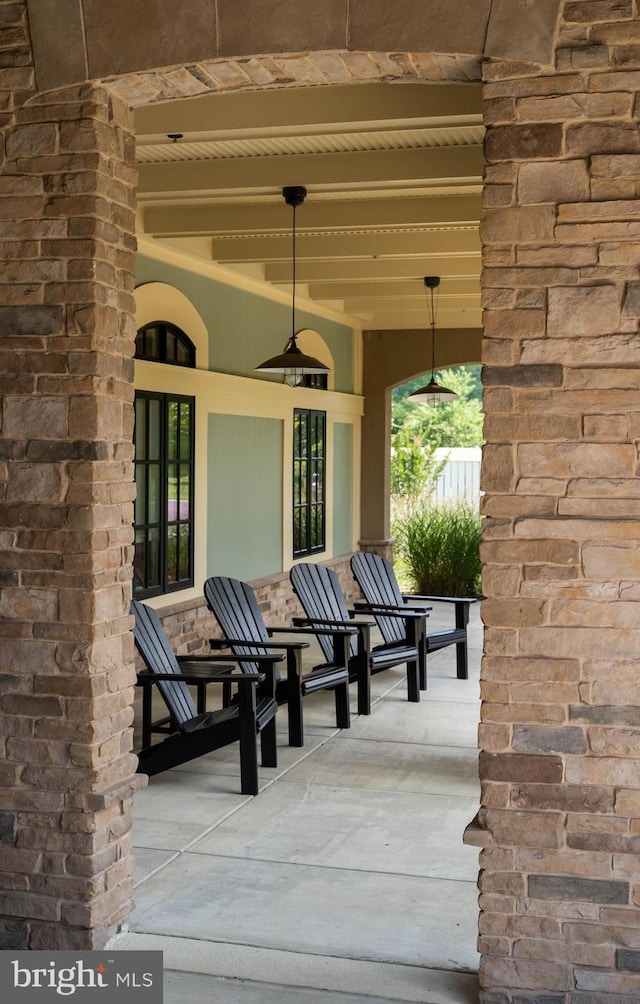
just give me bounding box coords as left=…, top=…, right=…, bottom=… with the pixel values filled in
left=135, top=321, right=196, bottom=367
left=134, top=321, right=196, bottom=598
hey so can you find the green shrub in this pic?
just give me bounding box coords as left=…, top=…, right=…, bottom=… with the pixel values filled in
left=393, top=502, right=482, bottom=597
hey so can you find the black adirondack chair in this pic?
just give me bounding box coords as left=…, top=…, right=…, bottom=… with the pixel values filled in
left=132, top=599, right=281, bottom=796
left=289, top=561, right=427, bottom=715
left=350, top=551, right=477, bottom=683
left=204, top=576, right=353, bottom=748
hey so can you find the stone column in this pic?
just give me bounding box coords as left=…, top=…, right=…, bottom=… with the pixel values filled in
left=479, top=1, right=640, bottom=999
left=0, top=81, right=144, bottom=949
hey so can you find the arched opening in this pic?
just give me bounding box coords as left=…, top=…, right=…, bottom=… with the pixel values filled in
left=125, top=74, right=486, bottom=992
left=11, top=6, right=640, bottom=1003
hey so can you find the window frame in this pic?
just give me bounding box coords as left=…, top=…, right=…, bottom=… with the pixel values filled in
left=293, top=408, right=326, bottom=559
left=299, top=373, right=328, bottom=390
left=133, top=391, right=195, bottom=600
left=135, top=320, right=196, bottom=367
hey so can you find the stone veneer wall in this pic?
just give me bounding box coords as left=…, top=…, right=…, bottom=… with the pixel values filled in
left=0, top=1, right=144, bottom=945
left=479, top=1, right=640, bottom=1000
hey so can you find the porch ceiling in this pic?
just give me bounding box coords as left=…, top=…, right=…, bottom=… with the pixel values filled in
left=135, top=81, right=483, bottom=330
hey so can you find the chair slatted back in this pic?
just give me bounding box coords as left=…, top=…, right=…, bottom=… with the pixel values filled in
left=204, top=577, right=269, bottom=674
left=131, top=599, right=197, bottom=728
left=350, top=551, right=406, bottom=646
left=290, top=562, right=358, bottom=661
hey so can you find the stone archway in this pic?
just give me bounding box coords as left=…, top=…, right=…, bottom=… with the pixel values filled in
left=4, top=2, right=640, bottom=1001
left=360, top=326, right=483, bottom=551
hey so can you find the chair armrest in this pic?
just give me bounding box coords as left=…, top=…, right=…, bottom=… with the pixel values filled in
left=353, top=599, right=432, bottom=614
left=272, top=625, right=357, bottom=637
left=293, top=615, right=375, bottom=630
left=137, top=668, right=264, bottom=686
left=206, top=640, right=288, bottom=659
left=349, top=603, right=428, bottom=621
left=403, top=594, right=477, bottom=604
left=267, top=622, right=357, bottom=638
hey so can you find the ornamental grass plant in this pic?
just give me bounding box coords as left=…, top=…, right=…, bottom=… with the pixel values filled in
left=393, top=501, right=482, bottom=597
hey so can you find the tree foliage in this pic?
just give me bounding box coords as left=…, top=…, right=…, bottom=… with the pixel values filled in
left=390, top=427, right=446, bottom=513
left=391, top=364, right=484, bottom=448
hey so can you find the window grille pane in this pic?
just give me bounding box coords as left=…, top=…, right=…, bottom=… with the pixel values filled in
left=167, top=401, right=178, bottom=460
left=134, top=529, right=146, bottom=591
left=148, top=399, right=161, bottom=460
left=167, top=463, right=178, bottom=521
left=178, top=524, right=190, bottom=581
left=166, top=329, right=177, bottom=362
left=134, top=467, right=146, bottom=526
left=298, top=508, right=307, bottom=553
left=178, top=464, right=190, bottom=511
left=176, top=338, right=190, bottom=365
left=147, top=527, right=161, bottom=589
left=134, top=398, right=147, bottom=457
left=147, top=466, right=161, bottom=524
left=166, top=525, right=178, bottom=584
left=179, top=402, right=191, bottom=459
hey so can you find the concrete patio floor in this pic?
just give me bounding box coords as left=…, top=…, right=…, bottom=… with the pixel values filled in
left=115, top=603, right=482, bottom=1004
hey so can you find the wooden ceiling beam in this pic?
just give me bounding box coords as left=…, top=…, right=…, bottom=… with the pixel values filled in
left=265, top=252, right=480, bottom=283
left=307, top=277, right=479, bottom=300
left=142, top=194, right=481, bottom=237
left=210, top=227, right=480, bottom=262
left=134, top=81, right=483, bottom=138
left=137, top=146, right=483, bottom=198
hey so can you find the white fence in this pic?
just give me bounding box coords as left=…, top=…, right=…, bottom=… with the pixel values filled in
left=432, top=447, right=482, bottom=507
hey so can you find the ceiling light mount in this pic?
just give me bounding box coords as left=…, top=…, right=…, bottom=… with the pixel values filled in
left=256, top=187, right=330, bottom=387
left=408, top=276, right=458, bottom=407
left=283, top=185, right=307, bottom=209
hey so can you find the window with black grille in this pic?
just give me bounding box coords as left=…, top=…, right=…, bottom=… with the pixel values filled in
left=293, top=408, right=326, bottom=558
left=133, top=392, right=195, bottom=598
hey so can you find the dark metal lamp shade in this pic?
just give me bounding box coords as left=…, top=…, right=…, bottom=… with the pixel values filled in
left=408, top=377, right=458, bottom=406
left=255, top=336, right=330, bottom=387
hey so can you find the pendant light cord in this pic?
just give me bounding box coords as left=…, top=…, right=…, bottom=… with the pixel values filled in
left=291, top=200, right=297, bottom=345
left=428, top=283, right=437, bottom=379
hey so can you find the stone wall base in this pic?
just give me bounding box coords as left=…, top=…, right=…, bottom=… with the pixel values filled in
left=357, top=538, right=395, bottom=562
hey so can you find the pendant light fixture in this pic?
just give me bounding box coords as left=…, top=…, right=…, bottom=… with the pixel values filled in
left=256, top=186, right=330, bottom=387
left=408, top=276, right=458, bottom=406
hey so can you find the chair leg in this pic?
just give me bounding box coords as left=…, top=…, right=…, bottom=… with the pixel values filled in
left=456, top=639, right=469, bottom=680
left=354, top=655, right=371, bottom=716
left=260, top=716, right=278, bottom=768
left=419, top=633, right=428, bottom=691
left=222, top=680, right=232, bottom=707
left=285, top=649, right=304, bottom=747
left=406, top=659, right=420, bottom=703
left=237, top=684, right=260, bottom=796
left=334, top=681, right=351, bottom=730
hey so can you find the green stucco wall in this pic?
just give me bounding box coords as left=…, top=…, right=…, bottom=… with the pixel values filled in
left=207, top=414, right=283, bottom=579
left=136, top=255, right=354, bottom=393
left=333, top=422, right=353, bottom=557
